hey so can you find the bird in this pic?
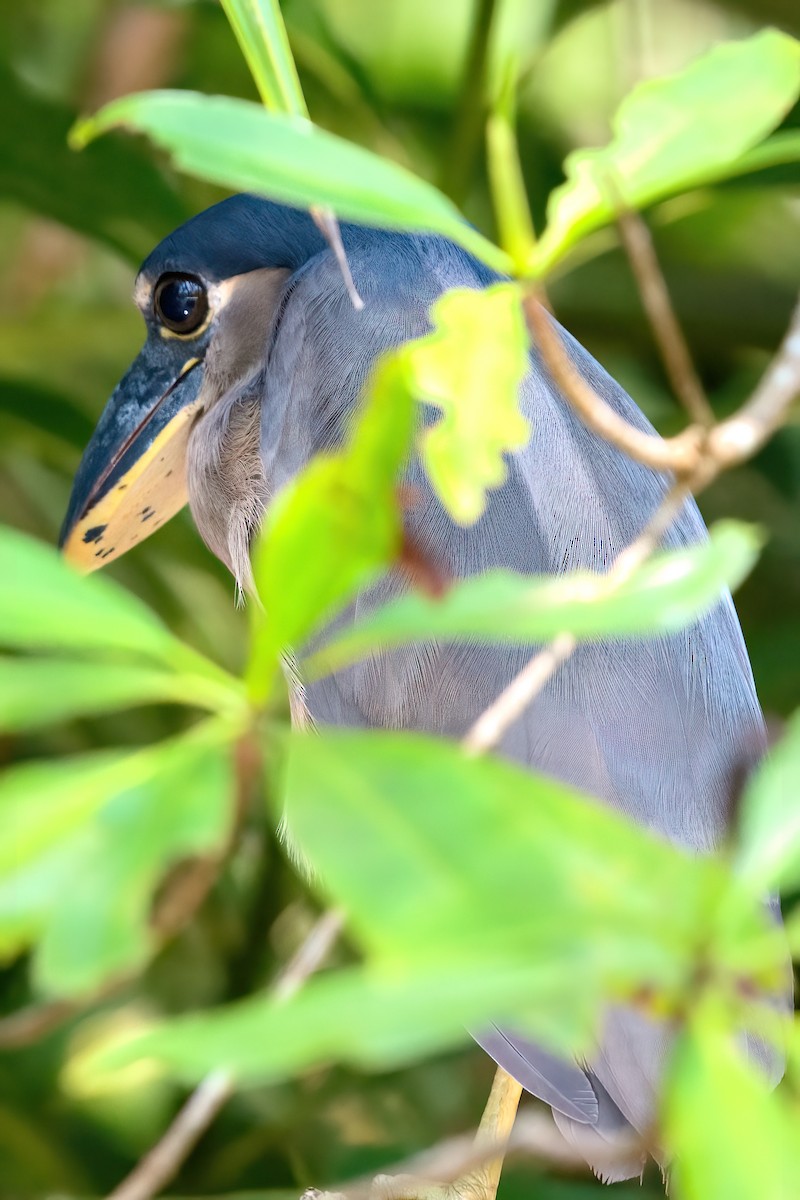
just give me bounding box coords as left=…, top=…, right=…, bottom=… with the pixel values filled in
left=60, top=194, right=782, bottom=1187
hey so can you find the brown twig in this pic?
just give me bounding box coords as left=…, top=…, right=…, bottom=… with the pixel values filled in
left=524, top=290, right=800, bottom=483
left=459, top=293, right=800, bottom=755
left=708, top=296, right=800, bottom=468
left=106, top=1070, right=233, bottom=1200
left=523, top=293, right=704, bottom=474
left=614, top=206, right=715, bottom=427
left=103, top=907, right=343, bottom=1200
left=463, top=633, right=577, bottom=754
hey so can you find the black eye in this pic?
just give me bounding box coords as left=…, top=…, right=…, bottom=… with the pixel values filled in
left=154, top=274, right=209, bottom=334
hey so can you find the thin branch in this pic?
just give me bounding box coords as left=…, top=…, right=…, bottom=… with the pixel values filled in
left=708, top=296, right=800, bottom=467
left=614, top=206, right=715, bottom=427
left=523, top=293, right=704, bottom=474
left=310, top=207, right=364, bottom=311
left=273, top=908, right=345, bottom=1001
left=106, top=1070, right=233, bottom=1200
left=103, top=907, right=342, bottom=1200
left=463, top=633, right=577, bottom=755
left=0, top=996, right=81, bottom=1050
left=464, top=291, right=800, bottom=756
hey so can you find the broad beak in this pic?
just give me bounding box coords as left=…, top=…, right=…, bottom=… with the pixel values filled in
left=60, top=342, right=204, bottom=572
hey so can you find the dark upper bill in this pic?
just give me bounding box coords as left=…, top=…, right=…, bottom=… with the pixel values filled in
left=59, top=339, right=204, bottom=572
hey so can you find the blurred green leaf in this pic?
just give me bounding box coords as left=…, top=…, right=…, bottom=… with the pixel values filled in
left=308, top=521, right=762, bottom=677
left=0, top=657, right=245, bottom=731
left=665, top=1007, right=798, bottom=1200
left=221, top=0, right=308, bottom=115
left=0, top=65, right=187, bottom=263
left=536, top=30, right=800, bottom=273
left=736, top=710, right=800, bottom=893
left=0, top=527, right=237, bottom=691
left=70, top=92, right=511, bottom=274
left=283, top=731, right=776, bottom=993
left=248, top=355, right=415, bottom=698
left=76, top=957, right=589, bottom=1087
left=0, top=725, right=234, bottom=994
left=414, top=284, right=530, bottom=524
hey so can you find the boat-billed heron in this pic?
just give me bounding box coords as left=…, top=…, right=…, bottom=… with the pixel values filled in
left=61, top=195, right=780, bottom=1184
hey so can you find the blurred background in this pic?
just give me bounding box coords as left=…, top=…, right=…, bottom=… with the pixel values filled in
left=0, top=1, right=798, bottom=1196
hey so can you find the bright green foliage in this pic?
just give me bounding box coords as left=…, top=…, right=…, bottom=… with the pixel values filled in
left=0, top=527, right=245, bottom=720
left=70, top=93, right=511, bottom=275
left=413, top=284, right=530, bottom=523
left=736, top=710, right=800, bottom=894
left=282, top=732, right=779, bottom=996
left=308, top=521, right=762, bottom=676
left=81, top=728, right=782, bottom=1086
left=0, top=727, right=234, bottom=994
left=0, top=526, right=183, bottom=662
left=535, top=30, right=800, bottom=273
left=665, top=1007, right=799, bottom=1200
left=0, top=658, right=237, bottom=732
left=79, top=959, right=591, bottom=1087
left=248, top=355, right=415, bottom=697
left=221, top=0, right=308, bottom=115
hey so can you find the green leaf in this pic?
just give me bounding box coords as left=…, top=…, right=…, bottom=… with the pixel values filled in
left=735, top=710, right=800, bottom=894
left=0, top=726, right=235, bottom=995
left=282, top=732, right=775, bottom=997
left=66, top=729, right=782, bottom=1085
left=0, top=527, right=234, bottom=690
left=413, top=284, right=530, bottom=524
left=0, top=657, right=245, bottom=732
left=70, top=956, right=592, bottom=1088
left=664, top=1007, right=798, bottom=1200
left=535, top=30, right=800, bottom=273
left=308, top=521, right=762, bottom=677
left=220, top=0, right=308, bottom=115
left=247, top=355, right=415, bottom=699
left=0, top=65, right=187, bottom=263
left=70, top=92, right=510, bottom=275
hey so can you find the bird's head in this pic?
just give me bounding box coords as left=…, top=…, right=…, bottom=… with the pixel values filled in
left=59, top=196, right=328, bottom=581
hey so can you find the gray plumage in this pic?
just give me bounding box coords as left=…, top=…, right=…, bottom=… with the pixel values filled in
left=222, top=224, right=769, bottom=1179
left=66, top=196, right=784, bottom=1182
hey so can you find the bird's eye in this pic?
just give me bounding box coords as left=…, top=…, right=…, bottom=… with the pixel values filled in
left=154, top=274, right=209, bottom=334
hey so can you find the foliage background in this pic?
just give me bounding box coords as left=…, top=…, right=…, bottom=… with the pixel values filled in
left=0, top=1, right=798, bottom=1197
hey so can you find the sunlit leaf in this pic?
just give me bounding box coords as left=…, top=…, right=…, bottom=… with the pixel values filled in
left=247, top=355, right=415, bottom=699
left=70, top=92, right=510, bottom=274
left=0, top=726, right=234, bottom=995
left=665, top=1006, right=798, bottom=1200
left=220, top=0, right=308, bottom=115
left=536, top=30, right=800, bottom=273
left=0, top=657, right=245, bottom=731
left=736, top=710, right=800, bottom=894
left=308, top=521, right=762, bottom=677
left=413, top=284, right=530, bottom=524
left=283, top=731, right=776, bottom=995
left=0, top=527, right=235, bottom=690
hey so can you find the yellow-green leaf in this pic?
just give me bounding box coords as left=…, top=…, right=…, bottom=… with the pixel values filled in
left=413, top=284, right=530, bottom=524
left=535, top=30, right=800, bottom=274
